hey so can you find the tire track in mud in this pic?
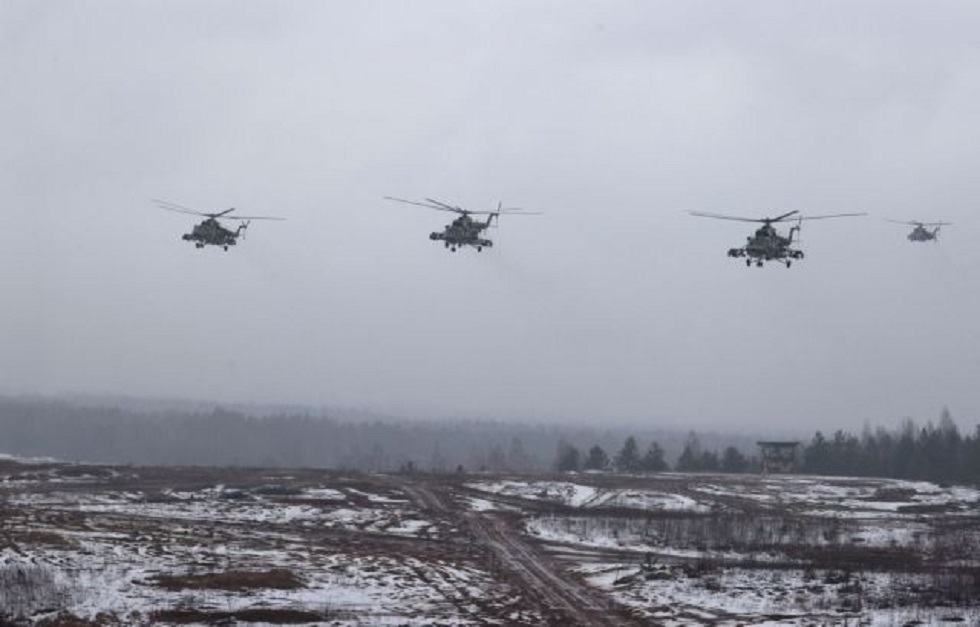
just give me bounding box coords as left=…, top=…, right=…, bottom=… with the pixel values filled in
left=398, top=479, right=631, bottom=627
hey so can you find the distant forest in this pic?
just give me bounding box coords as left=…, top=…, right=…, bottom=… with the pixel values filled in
left=554, top=408, right=980, bottom=485
left=0, top=396, right=753, bottom=472
left=0, top=397, right=975, bottom=485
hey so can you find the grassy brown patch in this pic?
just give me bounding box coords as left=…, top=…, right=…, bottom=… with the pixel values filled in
left=12, top=530, right=77, bottom=548
left=151, top=568, right=304, bottom=591
left=150, top=608, right=329, bottom=624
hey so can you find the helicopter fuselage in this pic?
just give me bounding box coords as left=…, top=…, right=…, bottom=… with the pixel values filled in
left=182, top=218, right=244, bottom=250
left=430, top=213, right=495, bottom=252
left=728, top=224, right=803, bottom=267
left=908, top=225, right=939, bottom=242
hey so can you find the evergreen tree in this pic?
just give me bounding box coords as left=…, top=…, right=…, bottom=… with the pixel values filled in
left=639, top=440, right=669, bottom=472
left=721, top=446, right=748, bottom=473
left=554, top=440, right=581, bottom=472
left=698, top=449, right=720, bottom=472
left=429, top=443, right=447, bottom=471
left=583, top=445, right=610, bottom=471
left=486, top=444, right=507, bottom=471
left=895, top=419, right=917, bottom=479
left=675, top=432, right=702, bottom=472
left=507, top=437, right=533, bottom=472
left=937, top=407, right=962, bottom=481
left=803, top=431, right=831, bottom=474
left=614, top=436, right=641, bottom=472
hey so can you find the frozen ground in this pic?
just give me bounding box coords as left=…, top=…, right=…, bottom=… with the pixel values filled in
left=1, top=460, right=978, bottom=625
left=0, top=461, right=538, bottom=625
left=466, top=473, right=980, bottom=624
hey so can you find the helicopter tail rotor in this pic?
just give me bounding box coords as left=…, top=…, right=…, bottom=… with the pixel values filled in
left=489, top=202, right=502, bottom=227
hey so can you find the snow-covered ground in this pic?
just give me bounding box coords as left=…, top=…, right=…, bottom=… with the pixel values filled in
left=2, top=460, right=978, bottom=625
left=466, top=479, right=710, bottom=512
left=0, top=462, right=536, bottom=625
left=469, top=472, right=980, bottom=624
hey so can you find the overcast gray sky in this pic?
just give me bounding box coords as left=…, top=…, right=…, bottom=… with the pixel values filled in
left=3, top=1, right=980, bottom=432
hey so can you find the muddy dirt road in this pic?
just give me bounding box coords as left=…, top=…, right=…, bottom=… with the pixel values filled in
left=396, top=478, right=631, bottom=626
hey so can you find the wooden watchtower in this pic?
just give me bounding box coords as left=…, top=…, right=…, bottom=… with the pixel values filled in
left=757, top=441, right=800, bottom=474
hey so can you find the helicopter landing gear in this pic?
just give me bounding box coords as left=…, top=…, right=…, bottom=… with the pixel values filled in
left=223, top=245, right=229, bottom=251
left=477, top=246, right=482, bottom=252
left=450, top=246, right=457, bottom=252
left=756, top=261, right=763, bottom=268
left=785, top=260, right=792, bottom=268
left=746, top=259, right=752, bottom=267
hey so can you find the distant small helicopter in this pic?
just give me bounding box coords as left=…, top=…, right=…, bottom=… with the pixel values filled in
left=155, top=199, right=284, bottom=251
left=384, top=196, right=539, bottom=252
left=690, top=210, right=866, bottom=267
left=887, top=220, right=951, bottom=242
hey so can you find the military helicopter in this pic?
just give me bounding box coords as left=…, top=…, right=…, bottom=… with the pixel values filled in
left=154, top=199, right=284, bottom=251
left=384, top=196, right=539, bottom=252
left=886, top=220, right=951, bottom=242
left=690, top=210, right=866, bottom=267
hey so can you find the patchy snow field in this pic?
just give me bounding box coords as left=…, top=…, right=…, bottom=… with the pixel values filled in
left=2, top=461, right=979, bottom=625
left=468, top=472, right=980, bottom=624
left=0, top=461, right=537, bottom=625
left=466, top=479, right=709, bottom=512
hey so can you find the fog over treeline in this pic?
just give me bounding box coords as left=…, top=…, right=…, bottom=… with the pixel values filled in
left=0, top=396, right=764, bottom=471
left=1, top=396, right=973, bottom=481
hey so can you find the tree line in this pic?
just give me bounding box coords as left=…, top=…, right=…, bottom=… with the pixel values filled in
left=4, top=396, right=975, bottom=484
left=554, top=433, right=756, bottom=473
left=554, top=408, right=980, bottom=485
left=801, top=408, right=980, bottom=483
left=0, top=396, right=723, bottom=471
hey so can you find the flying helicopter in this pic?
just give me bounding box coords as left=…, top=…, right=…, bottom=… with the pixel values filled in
left=384, top=196, right=539, bottom=252
left=886, top=220, right=951, bottom=242
left=689, top=210, right=867, bottom=268
left=154, top=199, right=284, bottom=251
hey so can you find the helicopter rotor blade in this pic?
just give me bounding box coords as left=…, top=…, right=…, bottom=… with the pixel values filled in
left=886, top=219, right=950, bottom=226
left=156, top=204, right=210, bottom=217
left=153, top=199, right=214, bottom=217
left=424, top=198, right=469, bottom=213
left=688, top=211, right=769, bottom=223
left=154, top=200, right=251, bottom=220
left=771, top=210, right=801, bottom=222
left=796, top=212, right=868, bottom=221
left=384, top=196, right=461, bottom=213
left=223, top=214, right=285, bottom=221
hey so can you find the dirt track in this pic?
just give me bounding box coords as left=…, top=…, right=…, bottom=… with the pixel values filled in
left=396, top=478, right=631, bottom=626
